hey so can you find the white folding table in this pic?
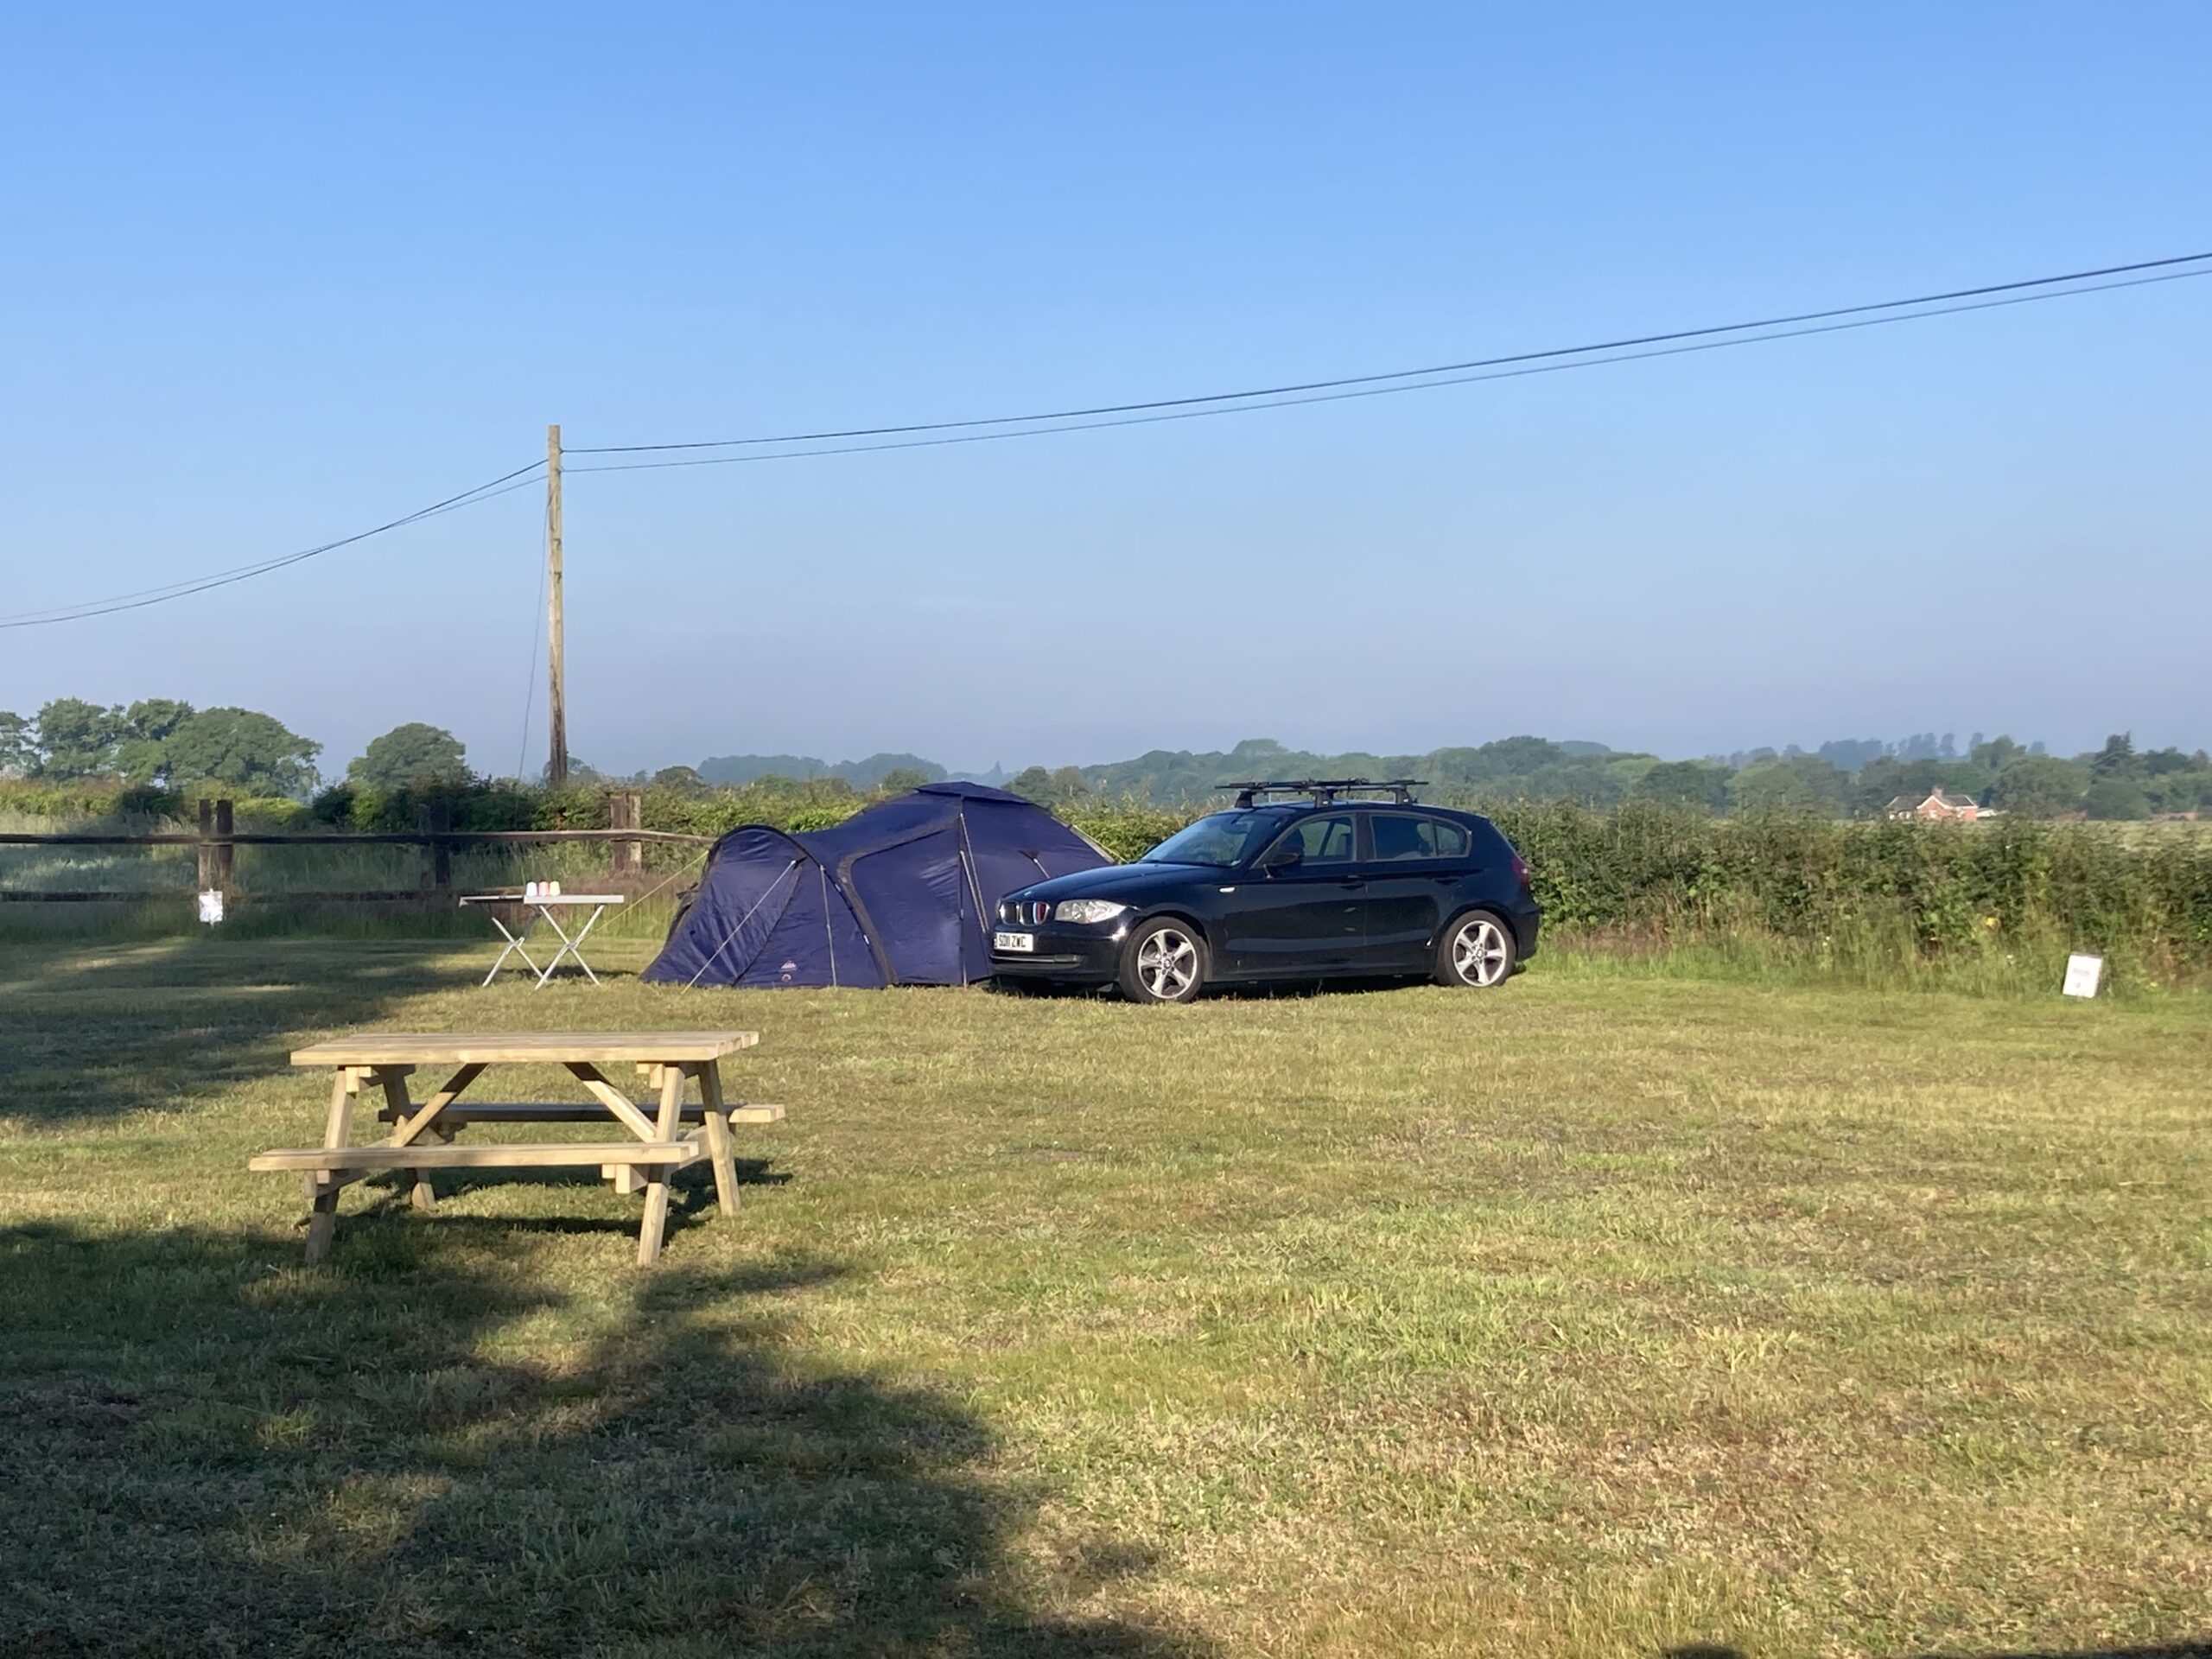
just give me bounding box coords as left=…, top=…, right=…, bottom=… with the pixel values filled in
left=460, top=892, right=626, bottom=986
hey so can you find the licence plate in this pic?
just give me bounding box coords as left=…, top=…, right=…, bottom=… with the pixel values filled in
left=993, top=931, right=1035, bottom=953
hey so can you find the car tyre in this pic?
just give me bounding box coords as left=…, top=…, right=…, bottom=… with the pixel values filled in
left=1119, top=918, right=1206, bottom=1004
left=1435, top=910, right=1516, bottom=988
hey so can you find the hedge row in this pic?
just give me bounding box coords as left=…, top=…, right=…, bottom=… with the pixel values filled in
left=13, top=778, right=2207, bottom=973
left=1481, top=800, right=2212, bottom=968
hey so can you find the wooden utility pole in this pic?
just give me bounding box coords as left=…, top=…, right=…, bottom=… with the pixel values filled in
left=546, top=423, right=567, bottom=786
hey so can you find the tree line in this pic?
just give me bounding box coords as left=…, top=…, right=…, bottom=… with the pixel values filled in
left=1012, top=734, right=2212, bottom=821
left=3, top=697, right=2208, bottom=822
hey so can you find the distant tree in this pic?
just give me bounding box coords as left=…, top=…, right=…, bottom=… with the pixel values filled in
left=111, top=698, right=198, bottom=783
left=1816, top=738, right=1889, bottom=772
left=1728, top=755, right=1846, bottom=815
left=0, top=710, right=34, bottom=777
left=163, top=708, right=321, bottom=796
left=1970, top=734, right=2027, bottom=772
left=2084, top=773, right=2152, bottom=821
left=877, top=767, right=931, bottom=794
left=648, top=765, right=708, bottom=794
left=348, top=723, right=470, bottom=791
left=830, top=753, right=948, bottom=788
left=1988, top=754, right=2088, bottom=818
left=1633, top=760, right=1731, bottom=812
left=30, top=697, right=120, bottom=779
left=1009, top=766, right=1090, bottom=808
left=1525, top=756, right=1627, bottom=807
left=2088, top=733, right=2138, bottom=779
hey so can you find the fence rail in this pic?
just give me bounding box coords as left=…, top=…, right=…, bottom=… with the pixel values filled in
left=0, top=791, right=714, bottom=906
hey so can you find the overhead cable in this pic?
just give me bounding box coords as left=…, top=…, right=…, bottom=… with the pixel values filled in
left=0, top=461, right=544, bottom=629
left=566, top=250, right=2212, bottom=457
left=563, top=267, right=2211, bottom=477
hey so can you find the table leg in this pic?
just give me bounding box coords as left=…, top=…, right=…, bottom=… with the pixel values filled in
left=636, top=1063, right=686, bottom=1267
left=305, top=1068, right=358, bottom=1262
left=696, top=1061, right=740, bottom=1217
left=377, top=1069, right=439, bottom=1212
left=481, top=910, right=544, bottom=986
left=534, top=905, right=606, bottom=987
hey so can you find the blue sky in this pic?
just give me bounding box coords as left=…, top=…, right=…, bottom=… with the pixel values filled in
left=3, top=3, right=2207, bottom=778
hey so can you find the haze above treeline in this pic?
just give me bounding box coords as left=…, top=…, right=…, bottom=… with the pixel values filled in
left=5, top=697, right=2209, bottom=821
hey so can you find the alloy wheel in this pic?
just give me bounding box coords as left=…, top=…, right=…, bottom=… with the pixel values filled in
left=1450, top=917, right=1511, bottom=986
left=1136, top=926, right=1199, bottom=1000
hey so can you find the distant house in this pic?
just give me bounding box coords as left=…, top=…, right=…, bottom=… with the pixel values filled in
left=1885, top=788, right=1984, bottom=823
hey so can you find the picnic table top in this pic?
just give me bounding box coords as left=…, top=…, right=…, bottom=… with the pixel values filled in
left=291, top=1031, right=760, bottom=1067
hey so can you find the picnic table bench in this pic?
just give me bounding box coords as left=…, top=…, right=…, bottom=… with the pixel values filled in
left=252, top=1032, right=783, bottom=1267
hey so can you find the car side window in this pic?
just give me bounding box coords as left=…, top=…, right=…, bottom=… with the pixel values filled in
left=1274, top=814, right=1355, bottom=866
left=1370, top=813, right=1471, bottom=861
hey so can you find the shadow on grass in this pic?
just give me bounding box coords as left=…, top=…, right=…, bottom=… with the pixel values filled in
left=0, top=1220, right=1201, bottom=1658
left=1668, top=1643, right=2211, bottom=1657
left=0, top=937, right=475, bottom=1129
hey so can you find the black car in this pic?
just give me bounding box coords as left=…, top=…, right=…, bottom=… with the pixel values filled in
left=989, top=780, right=1540, bottom=1003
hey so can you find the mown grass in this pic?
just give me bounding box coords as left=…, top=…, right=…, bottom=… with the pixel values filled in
left=1, top=938, right=2209, bottom=1657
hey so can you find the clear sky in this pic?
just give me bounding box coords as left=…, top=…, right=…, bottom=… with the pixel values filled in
left=3, top=2, right=2207, bottom=779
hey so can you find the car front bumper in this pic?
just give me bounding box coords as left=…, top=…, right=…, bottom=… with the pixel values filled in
left=988, top=925, right=1124, bottom=984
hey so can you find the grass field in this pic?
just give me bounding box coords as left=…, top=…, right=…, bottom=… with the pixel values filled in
left=3, top=938, right=2209, bottom=1658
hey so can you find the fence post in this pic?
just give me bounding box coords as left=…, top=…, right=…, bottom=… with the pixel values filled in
left=196, top=798, right=216, bottom=893
left=213, top=799, right=235, bottom=899
left=609, top=789, right=644, bottom=878
left=417, top=804, right=452, bottom=896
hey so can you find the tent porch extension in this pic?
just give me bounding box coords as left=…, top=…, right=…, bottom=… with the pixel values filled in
left=641, top=781, right=1109, bottom=988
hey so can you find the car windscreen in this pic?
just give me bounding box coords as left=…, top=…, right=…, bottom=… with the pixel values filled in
left=1139, top=809, right=1297, bottom=868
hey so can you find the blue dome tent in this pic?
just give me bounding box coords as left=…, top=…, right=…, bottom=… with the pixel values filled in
left=641, top=782, right=1111, bottom=988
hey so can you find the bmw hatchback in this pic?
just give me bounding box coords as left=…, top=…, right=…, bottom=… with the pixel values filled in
left=989, top=781, right=1540, bottom=1002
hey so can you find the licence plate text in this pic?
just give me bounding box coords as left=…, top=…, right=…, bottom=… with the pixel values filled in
left=993, top=931, right=1035, bottom=953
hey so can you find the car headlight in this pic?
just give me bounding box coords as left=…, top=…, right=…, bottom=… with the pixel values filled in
left=1051, top=899, right=1128, bottom=925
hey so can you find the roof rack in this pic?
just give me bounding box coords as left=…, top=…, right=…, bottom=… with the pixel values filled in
left=1217, top=778, right=1428, bottom=808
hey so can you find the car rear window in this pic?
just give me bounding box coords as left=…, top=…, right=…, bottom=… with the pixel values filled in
left=1369, top=813, right=1471, bottom=861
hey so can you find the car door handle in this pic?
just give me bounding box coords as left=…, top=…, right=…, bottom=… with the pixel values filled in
left=1338, top=880, right=1365, bottom=890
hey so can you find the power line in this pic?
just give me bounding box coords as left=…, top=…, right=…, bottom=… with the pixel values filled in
left=564, top=266, right=2211, bottom=477
left=9, top=248, right=2206, bottom=626
left=566, top=250, right=2212, bottom=456
left=0, top=461, right=543, bottom=629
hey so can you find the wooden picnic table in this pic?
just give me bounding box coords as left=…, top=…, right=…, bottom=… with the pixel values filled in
left=251, top=1032, right=783, bottom=1267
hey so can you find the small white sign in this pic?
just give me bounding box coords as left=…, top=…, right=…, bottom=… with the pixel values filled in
left=2062, top=953, right=2103, bottom=999
left=197, top=889, right=225, bottom=925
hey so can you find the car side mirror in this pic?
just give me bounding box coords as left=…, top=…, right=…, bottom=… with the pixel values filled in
left=1262, top=846, right=1303, bottom=874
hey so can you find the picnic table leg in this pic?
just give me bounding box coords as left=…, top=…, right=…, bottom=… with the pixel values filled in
left=376, top=1069, right=440, bottom=1212
left=304, top=1068, right=358, bottom=1262
left=636, top=1064, right=687, bottom=1267
left=696, top=1061, right=740, bottom=1217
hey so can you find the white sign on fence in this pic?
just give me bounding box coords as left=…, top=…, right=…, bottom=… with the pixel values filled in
left=197, top=889, right=225, bottom=925
left=2062, top=953, right=2103, bottom=999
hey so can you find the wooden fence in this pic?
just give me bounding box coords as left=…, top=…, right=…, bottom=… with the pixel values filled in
left=0, top=791, right=715, bottom=906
